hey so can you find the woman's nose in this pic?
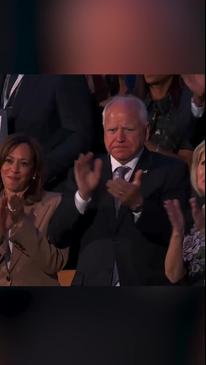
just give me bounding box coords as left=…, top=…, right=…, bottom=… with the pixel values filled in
left=11, top=161, right=20, bottom=173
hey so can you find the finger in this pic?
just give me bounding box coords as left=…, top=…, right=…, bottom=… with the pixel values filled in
left=107, top=184, right=122, bottom=196
left=94, top=158, right=103, bottom=176
left=109, top=180, right=128, bottom=195
left=81, top=152, right=94, bottom=163
left=163, top=200, right=173, bottom=211
left=190, top=198, right=200, bottom=217
left=75, top=155, right=91, bottom=173
left=106, top=180, right=127, bottom=196
left=106, top=186, right=121, bottom=199
left=189, top=198, right=203, bottom=224
left=133, top=169, right=143, bottom=186
left=164, top=199, right=179, bottom=218
left=77, top=153, right=86, bottom=161
left=189, top=197, right=197, bottom=210
left=107, top=179, right=125, bottom=188
left=77, top=152, right=93, bottom=164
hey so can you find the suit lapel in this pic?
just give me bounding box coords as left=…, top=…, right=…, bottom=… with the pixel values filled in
left=7, top=76, right=40, bottom=124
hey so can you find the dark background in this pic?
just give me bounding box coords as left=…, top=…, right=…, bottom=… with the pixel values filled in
left=0, top=288, right=204, bottom=365
left=0, top=1, right=205, bottom=364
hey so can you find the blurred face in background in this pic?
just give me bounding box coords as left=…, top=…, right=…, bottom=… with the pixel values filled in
left=144, top=75, right=173, bottom=86
left=197, top=150, right=205, bottom=196
left=40, top=0, right=204, bottom=73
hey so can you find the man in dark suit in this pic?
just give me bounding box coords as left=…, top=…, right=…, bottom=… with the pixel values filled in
left=0, top=74, right=94, bottom=190
left=49, top=95, right=191, bottom=285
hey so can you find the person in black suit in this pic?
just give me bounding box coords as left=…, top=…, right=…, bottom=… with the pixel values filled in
left=49, top=95, right=191, bottom=285
left=0, top=74, right=94, bottom=191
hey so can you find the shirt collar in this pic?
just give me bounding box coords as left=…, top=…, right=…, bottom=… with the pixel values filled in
left=110, top=147, right=144, bottom=173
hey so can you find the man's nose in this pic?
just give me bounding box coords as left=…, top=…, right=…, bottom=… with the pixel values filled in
left=116, top=129, right=125, bottom=141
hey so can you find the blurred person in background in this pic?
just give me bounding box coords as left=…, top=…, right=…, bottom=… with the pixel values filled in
left=0, top=74, right=94, bottom=191
left=164, top=140, right=205, bottom=285
left=0, top=134, right=69, bottom=286
left=134, top=74, right=205, bottom=166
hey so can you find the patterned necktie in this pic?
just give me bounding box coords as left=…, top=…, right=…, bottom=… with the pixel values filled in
left=113, top=166, right=131, bottom=214
left=112, top=166, right=130, bottom=286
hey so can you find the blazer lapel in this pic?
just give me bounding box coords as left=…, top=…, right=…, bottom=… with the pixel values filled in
left=9, top=198, right=51, bottom=272
left=8, top=204, right=35, bottom=272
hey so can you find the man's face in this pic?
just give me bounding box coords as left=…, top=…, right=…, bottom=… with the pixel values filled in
left=104, top=101, right=148, bottom=164
left=144, top=75, right=172, bottom=86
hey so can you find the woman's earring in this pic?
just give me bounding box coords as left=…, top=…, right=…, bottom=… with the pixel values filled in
left=32, top=175, right=36, bottom=180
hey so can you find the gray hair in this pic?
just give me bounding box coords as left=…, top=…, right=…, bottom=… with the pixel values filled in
left=191, top=140, right=205, bottom=196
left=102, top=95, right=148, bottom=127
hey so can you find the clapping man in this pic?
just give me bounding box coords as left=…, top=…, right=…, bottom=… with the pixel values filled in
left=49, top=95, right=191, bottom=285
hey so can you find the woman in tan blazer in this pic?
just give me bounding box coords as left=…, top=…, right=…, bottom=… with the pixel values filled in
left=0, top=134, right=69, bottom=286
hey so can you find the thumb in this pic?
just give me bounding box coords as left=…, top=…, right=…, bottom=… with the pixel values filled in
left=132, top=169, right=143, bottom=186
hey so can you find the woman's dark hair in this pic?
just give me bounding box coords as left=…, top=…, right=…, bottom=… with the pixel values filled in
left=0, top=134, right=45, bottom=204
left=134, top=75, right=182, bottom=108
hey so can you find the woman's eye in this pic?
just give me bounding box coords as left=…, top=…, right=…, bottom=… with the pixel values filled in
left=21, top=161, right=29, bottom=167
left=5, top=158, right=13, bottom=164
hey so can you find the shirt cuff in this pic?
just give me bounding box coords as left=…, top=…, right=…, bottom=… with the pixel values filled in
left=191, top=98, right=205, bottom=118
left=75, top=191, right=91, bottom=215
left=132, top=211, right=142, bottom=223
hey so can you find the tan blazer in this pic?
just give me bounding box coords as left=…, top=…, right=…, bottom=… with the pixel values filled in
left=0, top=191, right=69, bottom=286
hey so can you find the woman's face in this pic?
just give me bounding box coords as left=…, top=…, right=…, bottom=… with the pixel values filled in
left=1, top=143, right=34, bottom=196
left=197, top=150, right=205, bottom=196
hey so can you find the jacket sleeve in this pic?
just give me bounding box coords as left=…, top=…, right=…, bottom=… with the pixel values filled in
left=45, top=76, right=94, bottom=184
left=9, top=203, right=69, bottom=275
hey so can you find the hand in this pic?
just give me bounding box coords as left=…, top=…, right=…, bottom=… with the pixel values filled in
left=164, top=199, right=185, bottom=236
left=7, top=195, right=24, bottom=223
left=181, top=74, right=205, bottom=105
left=190, top=197, right=205, bottom=232
left=106, top=169, right=144, bottom=210
left=0, top=195, right=7, bottom=235
left=74, top=152, right=103, bottom=200
left=0, top=195, right=24, bottom=234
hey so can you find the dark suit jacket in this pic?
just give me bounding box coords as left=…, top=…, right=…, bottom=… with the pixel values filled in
left=0, top=74, right=94, bottom=190
left=49, top=148, right=191, bottom=286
